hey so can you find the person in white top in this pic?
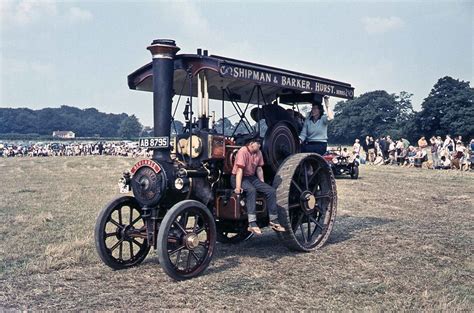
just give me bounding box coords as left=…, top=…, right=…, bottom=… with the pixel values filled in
left=352, top=139, right=361, bottom=156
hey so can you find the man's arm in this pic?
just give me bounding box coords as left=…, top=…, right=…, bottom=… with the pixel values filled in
left=256, top=166, right=264, bottom=182
left=235, top=167, right=243, bottom=194
left=324, top=96, right=334, bottom=121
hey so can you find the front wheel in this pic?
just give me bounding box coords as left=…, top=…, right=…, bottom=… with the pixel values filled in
left=157, top=200, right=216, bottom=281
left=351, top=166, right=359, bottom=179
left=95, top=196, right=150, bottom=269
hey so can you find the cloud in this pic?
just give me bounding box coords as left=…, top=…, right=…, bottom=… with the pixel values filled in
left=68, top=7, right=93, bottom=23
left=0, top=1, right=92, bottom=27
left=4, top=57, right=55, bottom=77
left=362, top=16, right=405, bottom=34
left=1, top=0, right=57, bottom=25
left=165, top=1, right=253, bottom=58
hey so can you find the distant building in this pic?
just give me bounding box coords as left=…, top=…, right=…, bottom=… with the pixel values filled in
left=52, top=131, right=75, bottom=139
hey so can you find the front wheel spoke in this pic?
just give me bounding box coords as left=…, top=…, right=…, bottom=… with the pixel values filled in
left=119, top=241, right=123, bottom=260
left=132, top=238, right=144, bottom=247
left=186, top=250, right=192, bottom=270
left=195, top=226, right=206, bottom=235
left=129, top=207, right=133, bottom=224
left=198, top=242, right=209, bottom=249
left=131, top=215, right=142, bottom=226
left=129, top=241, right=134, bottom=258
left=109, top=218, right=123, bottom=229
left=191, top=250, right=201, bottom=262
left=118, top=208, right=123, bottom=225
left=110, top=238, right=124, bottom=252
left=181, top=212, right=189, bottom=228
left=175, top=249, right=182, bottom=267
left=173, top=221, right=188, bottom=235
left=169, top=245, right=185, bottom=256
left=291, top=179, right=303, bottom=194
left=105, top=232, right=118, bottom=238
left=193, top=214, right=200, bottom=231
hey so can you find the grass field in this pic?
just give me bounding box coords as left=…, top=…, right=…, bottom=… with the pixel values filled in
left=0, top=156, right=473, bottom=310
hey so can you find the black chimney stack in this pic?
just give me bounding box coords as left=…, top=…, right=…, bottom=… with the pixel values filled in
left=147, top=39, right=180, bottom=161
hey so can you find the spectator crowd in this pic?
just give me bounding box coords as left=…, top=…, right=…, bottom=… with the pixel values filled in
left=0, top=141, right=152, bottom=158
left=351, top=135, right=474, bottom=171
left=1, top=137, right=473, bottom=172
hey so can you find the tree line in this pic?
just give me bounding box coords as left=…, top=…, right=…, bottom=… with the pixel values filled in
left=0, top=105, right=142, bottom=138
left=328, top=76, right=473, bottom=143
left=1, top=76, right=472, bottom=142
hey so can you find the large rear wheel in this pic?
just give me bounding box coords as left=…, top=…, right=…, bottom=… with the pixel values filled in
left=273, top=153, right=337, bottom=251
left=157, top=200, right=216, bottom=281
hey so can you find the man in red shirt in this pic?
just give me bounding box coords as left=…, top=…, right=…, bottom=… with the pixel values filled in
left=231, top=138, right=285, bottom=235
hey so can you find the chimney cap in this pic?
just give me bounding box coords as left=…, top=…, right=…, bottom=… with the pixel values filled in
left=150, top=39, right=176, bottom=46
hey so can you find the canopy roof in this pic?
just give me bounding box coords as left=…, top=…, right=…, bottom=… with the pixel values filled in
left=128, top=53, right=354, bottom=105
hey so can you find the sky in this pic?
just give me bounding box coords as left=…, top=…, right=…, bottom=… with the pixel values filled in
left=1, top=0, right=472, bottom=127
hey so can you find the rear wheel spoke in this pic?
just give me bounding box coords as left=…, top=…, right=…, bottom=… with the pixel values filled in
left=315, top=192, right=332, bottom=199
left=309, top=216, right=325, bottom=230
left=312, top=181, right=321, bottom=194
left=299, top=222, right=307, bottom=243
left=303, top=163, right=309, bottom=190
left=289, top=202, right=300, bottom=209
left=306, top=215, right=312, bottom=240
left=291, top=179, right=303, bottom=194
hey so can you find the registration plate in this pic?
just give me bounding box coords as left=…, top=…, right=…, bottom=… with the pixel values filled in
left=138, top=137, right=169, bottom=149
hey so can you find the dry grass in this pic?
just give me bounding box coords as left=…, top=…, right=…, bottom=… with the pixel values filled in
left=0, top=156, right=473, bottom=310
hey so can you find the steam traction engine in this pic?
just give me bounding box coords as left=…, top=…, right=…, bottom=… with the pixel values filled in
left=94, top=39, right=354, bottom=280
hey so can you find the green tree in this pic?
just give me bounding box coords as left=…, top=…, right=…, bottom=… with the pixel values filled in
left=416, top=76, right=473, bottom=139
left=328, top=90, right=415, bottom=143
left=118, top=115, right=143, bottom=139
left=171, top=120, right=184, bottom=135
left=213, top=117, right=235, bottom=136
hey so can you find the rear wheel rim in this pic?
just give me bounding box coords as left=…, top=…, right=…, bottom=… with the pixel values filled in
left=275, top=154, right=337, bottom=251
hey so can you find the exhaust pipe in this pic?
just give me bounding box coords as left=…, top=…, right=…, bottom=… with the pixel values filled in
left=146, top=39, right=180, bottom=161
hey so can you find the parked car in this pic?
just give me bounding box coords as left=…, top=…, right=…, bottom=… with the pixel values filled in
left=323, top=147, right=359, bottom=179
